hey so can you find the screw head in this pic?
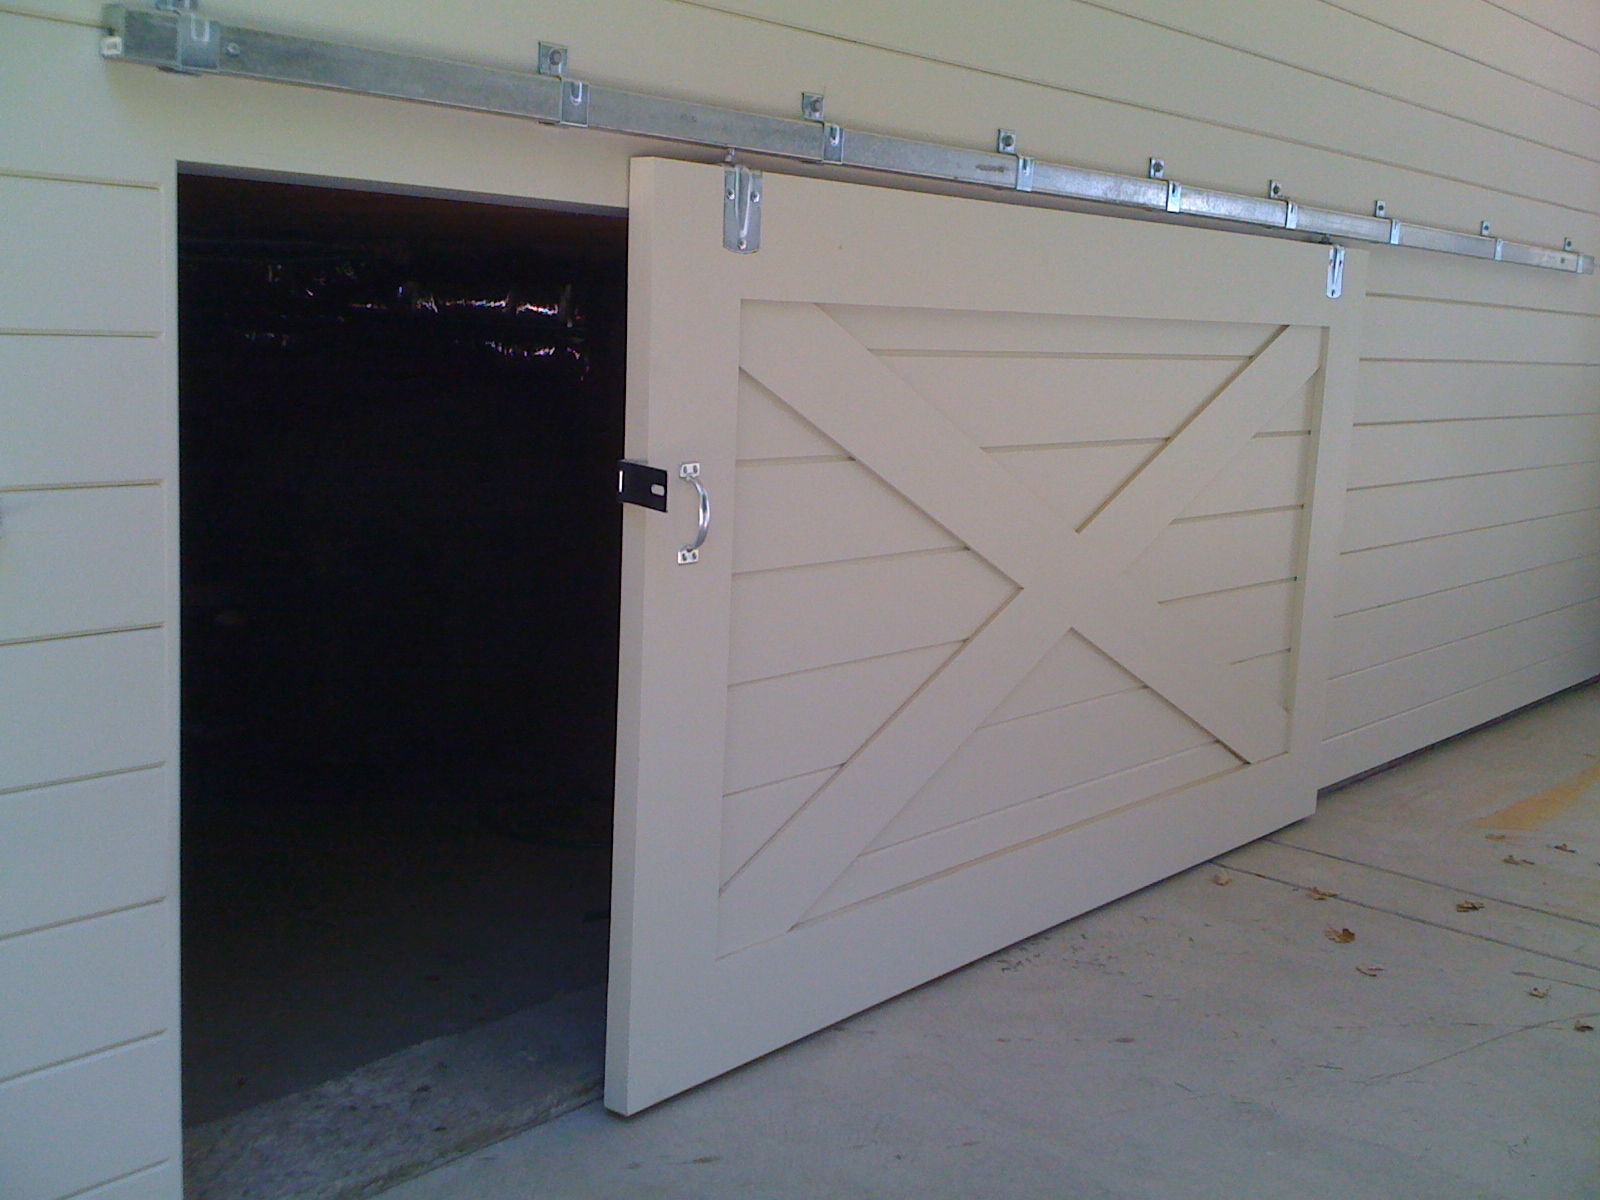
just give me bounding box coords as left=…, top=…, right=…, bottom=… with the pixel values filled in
left=1565, top=238, right=1575, bottom=252
left=1374, top=200, right=1387, bottom=218
left=224, top=41, right=241, bottom=57
left=1148, top=158, right=1166, bottom=179
left=1480, top=221, right=1492, bottom=236
left=1269, top=180, right=1284, bottom=199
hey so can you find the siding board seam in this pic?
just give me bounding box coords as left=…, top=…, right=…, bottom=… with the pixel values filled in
left=728, top=639, right=966, bottom=690
left=0, top=166, right=161, bottom=188
left=1073, top=0, right=1600, bottom=166
left=0, top=896, right=166, bottom=947
left=1355, top=413, right=1600, bottom=430
left=1328, top=646, right=1598, bottom=740
left=0, top=762, right=164, bottom=799
left=1482, top=0, right=1600, bottom=55
left=1346, top=463, right=1600, bottom=495
left=1338, top=504, right=1600, bottom=566
left=0, top=1029, right=167, bottom=1091
left=1317, top=0, right=1600, bottom=112
left=0, top=328, right=161, bottom=338
left=0, top=480, right=164, bottom=492
left=1362, top=358, right=1600, bottom=367
left=0, top=623, right=165, bottom=650
left=1329, top=593, right=1600, bottom=683
left=978, top=681, right=1150, bottom=733
left=0, top=4, right=101, bottom=29
left=733, top=544, right=974, bottom=582
left=61, top=1160, right=174, bottom=1200
left=1366, top=292, right=1600, bottom=318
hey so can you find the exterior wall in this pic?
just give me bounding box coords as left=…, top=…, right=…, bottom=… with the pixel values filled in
left=0, top=1, right=1595, bottom=1194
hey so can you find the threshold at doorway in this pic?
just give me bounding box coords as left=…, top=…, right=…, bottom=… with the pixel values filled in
left=184, top=983, right=603, bottom=1200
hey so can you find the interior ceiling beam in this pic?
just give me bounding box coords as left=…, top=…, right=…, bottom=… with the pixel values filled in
left=101, top=3, right=1593, bottom=275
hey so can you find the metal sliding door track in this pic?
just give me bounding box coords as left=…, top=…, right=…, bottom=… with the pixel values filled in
left=102, top=2, right=1592, bottom=274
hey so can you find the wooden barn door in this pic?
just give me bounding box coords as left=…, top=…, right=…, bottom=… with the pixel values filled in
left=609, top=157, right=1364, bottom=1113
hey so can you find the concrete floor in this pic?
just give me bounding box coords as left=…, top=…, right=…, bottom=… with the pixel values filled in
left=377, top=680, right=1600, bottom=1200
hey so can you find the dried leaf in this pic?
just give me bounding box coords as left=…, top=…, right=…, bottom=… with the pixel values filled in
left=1111, top=1036, right=1136, bottom=1044
left=1324, top=927, right=1356, bottom=944
left=1502, top=854, right=1535, bottom=866
left=1527, top=987, right=1550, bottom=999
left=1484, top=833, right=1509, bottom=841
left=1356, top=966, right=1384, bottom=977
left=1211, top=872, right=1231, bottom=886
left=1551, top=843, right=1576, bottom=854
left=1575, top=1020, right=1594, bottom=1033
left=1307, top=888, right=1339, bottom=901
left=1455, top=900, right=1485, bottom=913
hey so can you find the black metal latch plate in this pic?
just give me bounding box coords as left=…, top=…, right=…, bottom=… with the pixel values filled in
left=617, top=460, right=669, bottom=512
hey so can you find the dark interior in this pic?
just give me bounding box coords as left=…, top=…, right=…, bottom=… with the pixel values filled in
left=177, top=175, right=627, bottom=1126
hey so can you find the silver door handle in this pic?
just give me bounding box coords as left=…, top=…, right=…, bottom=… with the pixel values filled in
left=677, top=463, right=710, bottom=564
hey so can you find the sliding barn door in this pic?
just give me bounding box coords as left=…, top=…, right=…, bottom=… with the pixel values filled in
left=610, top=157, right=1364, bottom=1113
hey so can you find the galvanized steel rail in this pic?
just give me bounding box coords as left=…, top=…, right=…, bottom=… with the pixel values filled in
left=101, top=3, right=1593, bottom=275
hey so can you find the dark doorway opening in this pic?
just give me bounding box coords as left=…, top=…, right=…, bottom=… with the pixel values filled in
left=177, top=174, right=626, bottom=1185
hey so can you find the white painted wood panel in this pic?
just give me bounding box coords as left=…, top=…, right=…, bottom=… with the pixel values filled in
left=736, top=373, right=842, bottom=461
left=1090, top=0, right=1600, bottom=159
left=1162, top=581, right=1298, bottom=665
left=1127, top=508, right=1302, bottom=602
left=1332, top=554, right=1600, bottom=676
left=815, top=743, right=1244, bottom=915
left=997, top=433, right=1309, bottom=533
left=1366, top=256, right=1600, bottom=317
left=0, top=904, right=171, bottom=1082
left=1343, top=463, right=1600, bottom=552
left=0, top=485, right=165, bottom=642
left=1321, top=0, right=1600, bottom=105
left=1491, top=0, right=1600, bottom=51
left=873, top=687, right=1217, bottom=849
left=1326, top=598, right=1600, bottom=737
left=0, top=177, right=163, bottom=334
left=722, top=767, right=836, bottom=886
left=0, top=770, right=170, bottom=939
left=825, top=307, right=1279, bottom=358
left=0, top=629, right=167, bottom=792
left=723, top=644, right=958, bottom=794
left=1362, top=299, right=1600, bottom=364
left=1323, top=652, right=1600, bottom=788
left=1233, top=649, right=1292, bottom=710
left=881, top=356, right=1242, bottom=446
left=1182, top=435, right=1310, bottom=519
left=1356, top=363, right=1600, bottom=424
left=1346, top=416, right=1600, bottom=489
left=1335, top=509, right=1600, bottom=615
left=985, top=632, right=1141, bottom=726
left=0, top=1036, right=176, bottom=1200
left=731, top=460, right=958, bottom=573
left=0, top=336, right=169, bottom=486
left=994, top=443, right=1159, bottom=530
left=728, top=552, right=1011, bottom=684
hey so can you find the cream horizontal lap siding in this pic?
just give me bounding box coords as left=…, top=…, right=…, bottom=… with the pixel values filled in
left=0, top=0, right=1595, bottom=1194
